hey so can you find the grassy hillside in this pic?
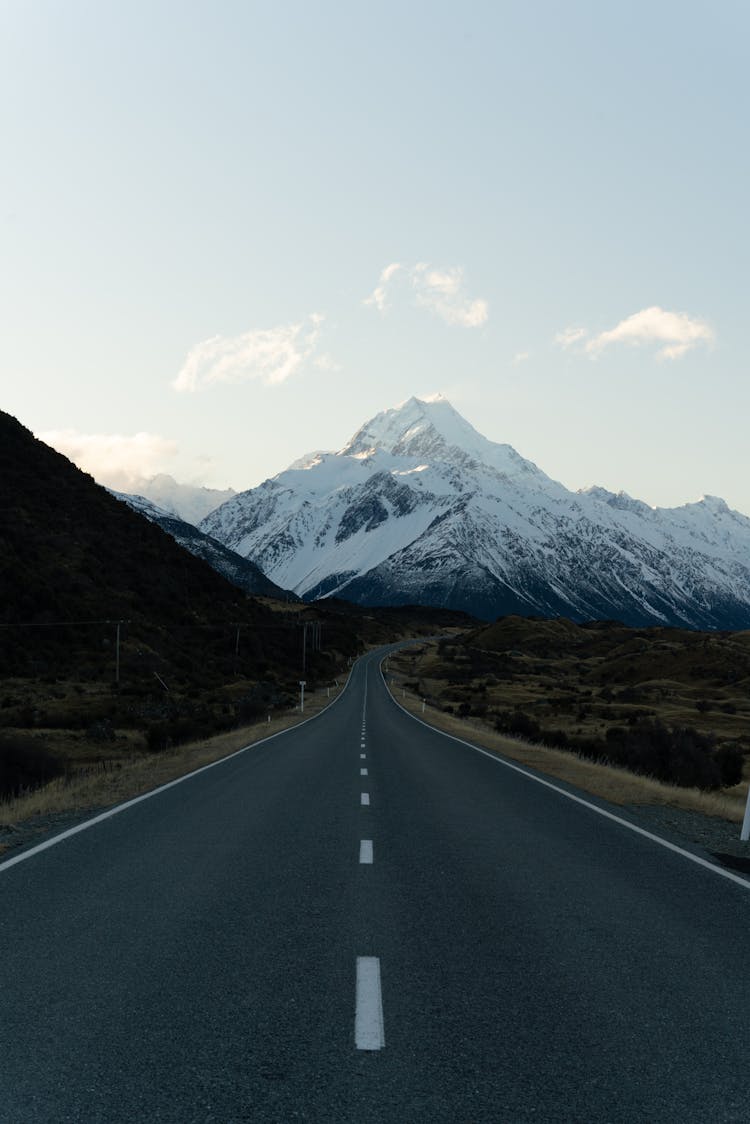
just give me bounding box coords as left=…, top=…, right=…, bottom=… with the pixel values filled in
left=393, top=615, right=750, bottom=791
left=0, top=413, right=346, bottom=791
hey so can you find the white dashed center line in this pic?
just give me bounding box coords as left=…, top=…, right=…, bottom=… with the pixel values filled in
left=360, top=767, right=368, bottom=776
left=359, top=839, right=373, bottom=864
left=355, top=957, right=385, bottom=1050
left=361, top=792, right=370, bottom=806
left=360, top=753, right=366, bottom=759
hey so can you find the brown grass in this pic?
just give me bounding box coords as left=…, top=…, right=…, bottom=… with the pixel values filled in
left=0, top=682, right=345, bottom=828
left=396, top=623, right=750, bottom=756
left=385, top=667, right=747, bottom=824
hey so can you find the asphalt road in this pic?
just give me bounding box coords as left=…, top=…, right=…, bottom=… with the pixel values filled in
left=3, top=646, right=750, bottom=1122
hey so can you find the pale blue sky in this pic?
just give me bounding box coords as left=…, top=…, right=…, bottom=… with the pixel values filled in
left=2, top=1, right=748, bottom=510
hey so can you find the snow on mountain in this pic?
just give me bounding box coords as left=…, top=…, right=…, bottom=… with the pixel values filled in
left=123, top=474, right=236, bottom=524
left=199, top=396, right=750, bottom=627
left=110, top=491, right=293, bottom=601
left=342, top=393, right=545, bottom=480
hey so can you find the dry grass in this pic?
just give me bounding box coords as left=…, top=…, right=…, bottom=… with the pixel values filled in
left=385, top=669, right=747, bottom=824
left=397, top=624, right=750, bottom=755
left=0, top=683, right=344, bottom=828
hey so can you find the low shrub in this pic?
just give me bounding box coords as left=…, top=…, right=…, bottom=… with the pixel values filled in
left=494, top=709, right=542, bottom=740
left=715, top=743, right=744, bottom=787
left=602, top=720, right=724, bottom=789
left=0, top=735, right=65, bottom=798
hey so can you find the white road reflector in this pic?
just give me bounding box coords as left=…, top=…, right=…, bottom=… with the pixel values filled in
left=359, top=839, right=373, bottom=864
left=361, top=792, right=370, bottom=806
left=355, top=956, right=385, bottom=1050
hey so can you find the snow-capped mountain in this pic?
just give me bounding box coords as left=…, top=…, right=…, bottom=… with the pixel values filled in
left=200, top=396, right=750, bottom=628
left=122, top=474, right=235, bottom=524
left=111, top=491, right=293, bottom=600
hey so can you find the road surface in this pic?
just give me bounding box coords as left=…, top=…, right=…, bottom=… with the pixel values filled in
left=2, top=646, right=750, bottom=1122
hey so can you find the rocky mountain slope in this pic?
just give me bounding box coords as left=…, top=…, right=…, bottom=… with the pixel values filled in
left=200, top=395, right=750, bottom=628
left=110, top=491, right=294, bottom=600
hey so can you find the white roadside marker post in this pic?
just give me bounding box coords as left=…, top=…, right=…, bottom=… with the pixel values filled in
left=741, top=786, right=750, bottom=841
left=299, top=680, right=306, bottom=714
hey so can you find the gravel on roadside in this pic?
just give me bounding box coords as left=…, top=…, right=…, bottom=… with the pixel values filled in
left=622, top=802, right=750, bottom=874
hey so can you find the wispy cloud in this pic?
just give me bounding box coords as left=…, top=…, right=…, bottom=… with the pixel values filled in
left=556, top=306, right=714, bottom=361
left=364, top=262, right=488, bottom=327
left=39, top=429, right=178, bottom=491
left=512, top=351, right=530, bottom=365
left=364, top=262, right=402, bottom=313
left=555, top=326, right=588, bottom=350
left=173, top=314, right=325, bottom=392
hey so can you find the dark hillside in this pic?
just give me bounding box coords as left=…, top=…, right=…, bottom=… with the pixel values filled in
left=0, top=411, right=257, bottom=629
left=0, top=413, right=353, bottom=767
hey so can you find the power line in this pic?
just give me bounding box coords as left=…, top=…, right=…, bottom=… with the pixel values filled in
left=0, top=619, right=124, bottom=628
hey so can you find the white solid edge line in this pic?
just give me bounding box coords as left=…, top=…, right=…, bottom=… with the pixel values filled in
left=359, top=839, right=374, bottom=864
left=355, top=956, right=385, bottom=1049
left=361, top=792, right=370, bottom=806
left=380, top=659, right=750, bottom=893
left=0, top=658, right=362, bottom=877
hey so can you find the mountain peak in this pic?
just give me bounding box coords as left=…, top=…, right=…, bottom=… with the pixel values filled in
left=340, top=395, right=544, bottom=478
left=199, top=396, right=750, bottom=629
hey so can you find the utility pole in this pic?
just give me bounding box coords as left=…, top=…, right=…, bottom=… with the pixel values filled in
left=110, top=619, right=127, bottom=685
left=302, top=621, right=309, bottom=673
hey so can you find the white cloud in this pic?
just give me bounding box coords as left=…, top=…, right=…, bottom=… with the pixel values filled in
left=586, top=306, right=714, bottom=360
left=364, top=262, right=402, bottom=312
left=364, top=261, right=488, bottom=327
left=39, top=429, right=179, bottom=491
left=555, top=326, right=588, bottom=349
left=173, top=313, right=325, bottom=392
left=556, top=307, right=714, bottom=360
left=512, top=351, right=530, bottom=365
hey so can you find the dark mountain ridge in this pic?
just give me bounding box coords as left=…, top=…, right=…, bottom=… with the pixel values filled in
left=109, top=490, right=295, bottom=601
left=0, top=412, right=315, bottom=700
